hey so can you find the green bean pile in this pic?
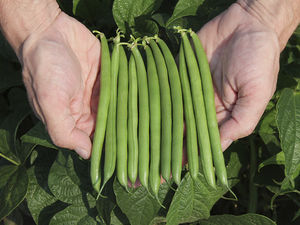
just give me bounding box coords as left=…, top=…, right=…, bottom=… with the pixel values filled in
left=90, top=28, right=229, bottom=199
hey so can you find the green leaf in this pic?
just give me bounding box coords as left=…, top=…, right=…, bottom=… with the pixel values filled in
left=0, top=166, right=28, bottom=220
left=110, top=206, right=130, bottom=225
left=198, top=213, right=276, bottom=225
left=48, top=150, right=95, bottom=205
left=72, top=0, right=102, bottom=22
left=2, top=208, right=24, bottom=225
left=21, top=122, right=57, bottom=150
left=112, top=0, right=162, bottom=37
left=166, top=173, right=223, bottom=224
left=151, top=13, right=170, bottom=28
left=113, top=179, right=169, bottom=225
left=0, top=164, right=18, bottom=190
left=26, top=148, right=58, bottom=224
left=166, top=0, right=205, bottom=28
left=0, top=110, right=30, bottom=165
left=258, top=151, right=285, bottom=172
left=166, top=144, right=245, bottom=225
left=49, top=205, right=100, bottom=225
left=96, top=196, right=116, bottom=225
left=276, top=88, right=300, bottom=180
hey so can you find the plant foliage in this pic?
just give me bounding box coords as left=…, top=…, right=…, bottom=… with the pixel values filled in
left=0, top=0, right=300, bottom=224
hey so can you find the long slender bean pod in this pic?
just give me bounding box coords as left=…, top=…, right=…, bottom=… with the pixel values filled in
left=100, top=37, right=120, bottom=193
left=131, top=43, right=150, bottom=189
left=181, top=31, right=215, bottom=187
left=157, top=38, right=184, bottom=186
left=190, top=31, right=227, bottom=187
left=149, top=39, right=172, bottom=183
left=128, top=54, right=138, bottom=185
left=90, top=33, right=111, bottom=192
left=179, top=43, right=199, bottom=180
left=145, top=44, right=161, bottom=196
left=116, top=45, right=129, bottom=190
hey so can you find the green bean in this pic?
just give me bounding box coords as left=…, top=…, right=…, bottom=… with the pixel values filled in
left=181, top=31, right=215, bottom=186
left=149, top=40, right=172, bottom=183
left=145, top=44, right=161, bottom=196
left=90, top=33, right=111, bottom=193
left=157, top=38, right=184, bottom=186
left=131, top=44, right=150, bottom=189
left=190, top=31, right=226, bottom=187
left=100, top=37, right=120, bottom=192
left=179, top=43, right=199, bottom=181
left=116, top=45, right=128, bottom=190
left=128, top=54, right=138, bottom=186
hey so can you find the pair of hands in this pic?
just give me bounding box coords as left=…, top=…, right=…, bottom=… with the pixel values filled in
left=21, top=4, right=280, bottom=159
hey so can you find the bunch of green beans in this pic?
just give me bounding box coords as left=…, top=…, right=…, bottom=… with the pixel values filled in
left=90, top=28, right=230, bottom=199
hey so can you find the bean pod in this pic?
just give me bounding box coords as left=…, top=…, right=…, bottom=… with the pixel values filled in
left=90, top=33, right=111, bottom=192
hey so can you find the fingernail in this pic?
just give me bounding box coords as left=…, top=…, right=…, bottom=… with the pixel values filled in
left=75, top=148, right=89, bottom=159
left=221, top=139, right=233, bottom=152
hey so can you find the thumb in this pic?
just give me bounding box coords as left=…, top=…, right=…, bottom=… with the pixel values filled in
left=40, top=92, right=92, bottom=159
left=219, top=90, right=269, bottom=151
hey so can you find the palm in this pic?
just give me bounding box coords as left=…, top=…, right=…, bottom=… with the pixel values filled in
left=197, top=4, right=280, bottom=149
left=22, top=12, right=100, bottom=157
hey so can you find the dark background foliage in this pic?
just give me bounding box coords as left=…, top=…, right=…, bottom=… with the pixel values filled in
left=0, top=0, right=299, bottom=224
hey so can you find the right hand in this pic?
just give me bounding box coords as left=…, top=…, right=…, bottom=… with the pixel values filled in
left=21, top=12, right=101, bottom=159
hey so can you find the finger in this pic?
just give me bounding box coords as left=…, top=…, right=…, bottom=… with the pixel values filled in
left=219, top=87, right=270, bottom=151
left=39, top=91, right=92, bottom=159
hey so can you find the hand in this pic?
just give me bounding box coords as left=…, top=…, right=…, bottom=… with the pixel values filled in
left=21, top=12, right=100, bottom=159
left=197, top=3, right=280, bottom=150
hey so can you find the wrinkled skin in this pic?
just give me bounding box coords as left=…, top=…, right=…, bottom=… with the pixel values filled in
left=21, top=12, right=100, bottom=158
left=197, top=3, right=279, bottom=150
left=20, top=4, right=280, bottom=158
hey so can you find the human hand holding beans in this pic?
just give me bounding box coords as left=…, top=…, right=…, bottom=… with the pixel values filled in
left=197, top=3, right=280, bottom=151
left=1, top=0, right=299, bottom=160
left=21, top=12, right=101, bottom=159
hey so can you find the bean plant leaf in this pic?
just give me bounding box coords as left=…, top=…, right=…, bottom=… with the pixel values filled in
left=0, top=89, right=31, bottom=164
left=113, top=180, right=170, bottom=225
left=72, top=0, right=102, bottom=22
left=0, top=164, right=18, bottom=190
left=112, top=0, right=162, bottom=37
left=26, top=148, right=59, bottom=224
left=276, top=88, right=300, bottom=181
left=258, top=151, right=285, bottom=172
left=166, top=145, right=245, bottom=225
left=26, top=167, right=59, bottom=225
left=258, top=105, right=281, bottom=154
left=49, top=204, right=100, bottom=225
left=166, top=0, right=205, bottom=28
left=108, top=206, right=131, bottom=225
left=0, top=166, right=28, bottom=221
left=21, top=122, right=57, bottom=150
left=197, top=213, right=276, bottom=225
left=48, top=150, right=95, bottom=205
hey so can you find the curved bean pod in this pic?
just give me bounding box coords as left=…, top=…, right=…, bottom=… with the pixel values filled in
left=101, top=38, right=120, bottom=192
left=179, top=43, right=199, bottom=181
left=190, top=31, right=226, bottom=187
left=157, top=38, right=184, bottom=186
left=128, top=54, right=139, bottom=185
left=131, top=44, right=150, bottom=189
left=145, top=44, right=161, bottom=196
left=117, top=45, right=129, bottom=190
left=90, top=33, right=111, bottom=192
left=149, top=40, right=172, bottom=183
left=181, top=32, right=215, bottom=186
